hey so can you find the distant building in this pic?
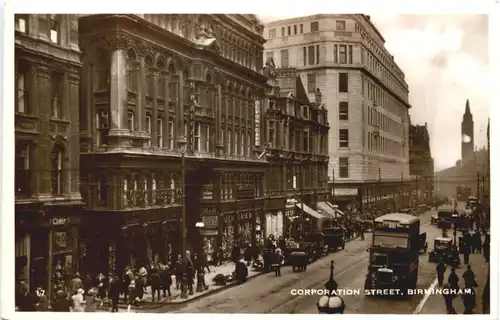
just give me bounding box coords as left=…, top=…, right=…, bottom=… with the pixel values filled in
left=409, top=122, right=434, bottom=202
left=436, top=99, right=489, bottom=199
left=14, top=14, right=83, bottom=301
left=263, top=14, right=412, bottom=213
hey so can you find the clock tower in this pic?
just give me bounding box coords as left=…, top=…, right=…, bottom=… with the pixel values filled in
left=461, top=99, right=474, bottom=161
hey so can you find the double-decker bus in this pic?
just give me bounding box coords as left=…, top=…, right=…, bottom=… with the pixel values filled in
left=365, top=213, right=420, bottom=297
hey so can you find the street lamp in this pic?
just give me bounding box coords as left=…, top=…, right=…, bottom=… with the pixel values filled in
left=195, top=221, right=206, bottom=292
left=195, top=221, right=205, bottom=254
left=178, top=138, right=188, bottom=299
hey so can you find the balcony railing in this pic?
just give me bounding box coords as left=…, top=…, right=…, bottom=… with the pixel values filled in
left=124, top=188, right=180, bottom=207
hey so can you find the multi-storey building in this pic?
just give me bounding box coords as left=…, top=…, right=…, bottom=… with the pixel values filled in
left=14, top=14, right=83, bottom=300
left=262, top=60, right=331, bottom=238
left=78, top=14, right=268, bottom=273
left=409, top=122, right=434, bottom=204
left=263, top=14, right=412, bottom=214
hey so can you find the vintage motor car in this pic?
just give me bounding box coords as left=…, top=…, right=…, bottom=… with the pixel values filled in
left=419, top=232, right=428, bottom=254
left=436, top=209, right=459, bottom=229
left=303, top=232, right=327, bottom=260
left=428, top=237, right=460, bottom=267
left=288, top=248, right=309, bottom=272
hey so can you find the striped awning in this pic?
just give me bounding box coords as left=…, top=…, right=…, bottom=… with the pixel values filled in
left=317, top=202, right=338, bottom=219
left=296, top=203, right=327, bottom=220
left=326, top=201, right=346, bottom=217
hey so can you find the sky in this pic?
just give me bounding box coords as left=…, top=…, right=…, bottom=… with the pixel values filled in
left=258, top=14, right=489, bottom=171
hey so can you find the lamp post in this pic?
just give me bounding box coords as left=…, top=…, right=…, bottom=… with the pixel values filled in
left=178, top=138, right=188, bottom=299
left=195, top=221, right=205, bottom=253
left=195, top=221, right=206, bottom=292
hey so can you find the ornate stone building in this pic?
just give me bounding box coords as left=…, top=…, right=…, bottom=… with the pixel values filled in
left=263, top=62, right=331, bottom=237
left=78, top=14, right=269, bottom=272
left=14, top=14, right=83, bottom=301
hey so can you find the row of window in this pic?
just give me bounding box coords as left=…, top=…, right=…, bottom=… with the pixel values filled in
left=307, top=72, right=348, bottom=94
left=362, top=75, right=407, bottom=120
left=303, top=45, right=320, bottom=66
left=267, top=164, right=327, bottom=191
left=367, top=133, right=404, bottom=157
left=333, top=44, right=353, bottom=65
left=220, top=173, right=263, bottom=200
left=268, top=20, right=348, bottom=40
left=16, top=65, right=66, bottom=118
left=361, top=47, right=407, bottom=101
left=15, top=143, right=65, bottom=197
left=267, top=123, right=328, bottom=154
left=15, top=14, right=62, bottom=45
left=356, top=21, right=404, bottom=80
left=367, top=107, right=403, bottom=137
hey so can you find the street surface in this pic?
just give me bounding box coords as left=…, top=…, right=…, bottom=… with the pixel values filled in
left=142, top=208, right=448, bottom=313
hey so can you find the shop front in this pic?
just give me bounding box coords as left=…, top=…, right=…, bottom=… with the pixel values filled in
left=200, top=207, right=219, bottom=263
left=284, top=198, right=298, bottom=238
left=15, top=203, right=83, bottom=302
left=294, top=202, right=328, bottom=233
left=263, top=197, right=286, bottom=239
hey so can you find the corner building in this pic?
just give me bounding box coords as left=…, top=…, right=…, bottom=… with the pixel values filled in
left=409, top=122, right=434, bottom=204
left=78, top=14, right=268, bottom=273
left=264, top=14, right=412, bottom=214
left=14, top=14, right=83, bottom=301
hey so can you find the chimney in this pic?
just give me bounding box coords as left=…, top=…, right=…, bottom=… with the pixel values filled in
left=315, top=88, right=322, bottom=104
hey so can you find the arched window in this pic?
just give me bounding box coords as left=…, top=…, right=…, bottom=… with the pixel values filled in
left=96, top=49, right=110, bottom=91
left=168, top=64, right=178, bottom=107
left=127, top=49, right=138, bottom=92
left=183, top=69, right=190, bottom=109
left=16, top=63, right=30, bottom=114
left=227, top=129, right=232, bottom=154
left=157, top=58, right=166, bottom=99
left=51, top=146, right=64, bottom=195
left=15, top=142, right=30, bottom=196
left=49, top=14, right=61, bottom=44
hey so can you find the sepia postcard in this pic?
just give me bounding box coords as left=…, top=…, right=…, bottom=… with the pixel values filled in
left=2, top=1, right=495, bottom=318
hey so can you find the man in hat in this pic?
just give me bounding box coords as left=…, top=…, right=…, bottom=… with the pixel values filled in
left=108, top=275, right=121, bottom=312
left=462, top=265, right=477, bottom=288
left=70, top=272, right=83, bottom=296
left=71, top=288, right=86, bottom=312
left=52, top=289, right=71, bottom=312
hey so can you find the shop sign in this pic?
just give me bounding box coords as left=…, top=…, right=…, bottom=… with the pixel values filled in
left=238, top=211, right=252, bottom=220
left=50, top=217, right=69, bottom=226
left=334, top=188, right=358, bottom=196
left=286, top=198, right=297, bottom=208
left=254, top=100, right=261, bottom=146
left=202, top=207, right=218, bottom=214
left=202, top=215, right=219, bottom=228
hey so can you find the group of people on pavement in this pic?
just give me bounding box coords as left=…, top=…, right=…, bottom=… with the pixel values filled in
left=437, top=226, right=490, bottom=314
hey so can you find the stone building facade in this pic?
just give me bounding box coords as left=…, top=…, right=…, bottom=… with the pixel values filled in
left=263, top=14, right=412, bottom=214
left=14, top=14, right=83, bottom=301
left=409, top=122, right=434, bottom=204
left=78, top=14, right=269, bottom=272
left=262, top=61, right=331, bottom=238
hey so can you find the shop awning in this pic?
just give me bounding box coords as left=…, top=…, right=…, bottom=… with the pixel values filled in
left=317, top=202, right=339, bottom=219
left=326, top=201, right=346, bottom=217
left=295, top=203, right=327, bottom=220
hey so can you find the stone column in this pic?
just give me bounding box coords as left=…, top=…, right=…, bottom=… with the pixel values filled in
left=231, top=97, right=236, bottom=155
left=151, top=67, right=159, bottom=147
left=35, top=64, right=52, bottom=198
left=108, top=48, right=127, bottom=133
left=224, top=95, right=228, bottom=155
left=137, top=55, right=145, bottom=133
left=67, top=72, right=81, bottom=199
left=177, top=71, right=184, bottom=143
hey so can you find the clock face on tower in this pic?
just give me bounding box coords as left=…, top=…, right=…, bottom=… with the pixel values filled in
left=462, top=134, right=472, bottom=144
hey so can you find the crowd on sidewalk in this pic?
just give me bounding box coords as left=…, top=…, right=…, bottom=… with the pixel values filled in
left=436, top=227, right=490, bottom=314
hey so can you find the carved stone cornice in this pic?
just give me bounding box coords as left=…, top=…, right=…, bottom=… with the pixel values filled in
left=136, top=40, right=152, bottom=57
left=102, top=34, right=134, bottom=51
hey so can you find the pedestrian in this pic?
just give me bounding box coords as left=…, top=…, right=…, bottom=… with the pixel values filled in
left=273, top=248, right=284, bottom=277
left=149, top=267, right=161, bottom=302
left=462, top=265, right=477, bottom=288
left=360, top=224, right=365, bottom=240
left=462, top=287, right=477, bottom=314
left=436, top=261, right=447, bottom=287
left=108, top=276, right=120, bottom=312
left=71, top=288, right=86, bottom=312
left=137, top=266, right=148, bottom=300
left=70, top=272, right=84, bottom=296
left=127, top=280, right=138, bottom=308
left=448, top=268, right=460, bottom=293
left=15, top=281, right=37, bottom=311
left=84, top=272, right=93, bottom=292
left=159, top=262, right=172, bottom=298
left=185, top=250, right=195, bottom=295
left=231, top=245, right=241, bottom=263
left=96, top=272, right=107, bottom=304
left=199, top=251, right=210, bottom=273
left=463, top=241, right=470, bottom=265
left=483, top=232, right=490, bottom=263
left=234, top=258, right=248, bottom=283
left=175, top=254, right=183, bottom=290
left=474, top=229, right=482, bottom=254
left=52, top=289, right=72, bottom=312
left=84, top=287, right=100, bottom=312
left=244, top=245, right=253, bottom=266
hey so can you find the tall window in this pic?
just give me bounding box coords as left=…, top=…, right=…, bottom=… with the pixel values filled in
left=95, top=110, right=109, bottom=146
left=280, top=49, right=289, bottom=68
left=303, top=130, right=309, bottom=152
left=227, top=129, right=232, bottom=154
left=334, top=44, right=338, bottom=63
left=234, top=131, right=238, bottom=155
left=288, top=26, right=291, bottom=35
left=269, top=28, right=276, bottom=39
left=145, top=115, right=151, bottom=146
left=339, top=73, right=349, bottom=93
left=281, top=27, right=285, bottom=36
left=157, top=117, right=163, bottom=148
left=168, top=120, right=174, bottom=149
left=307, top=73, right=316, bottom=93
left=241, top=132, right=244, bottom=155
left=336, top=20, right=346, bottom=31
left=15, top=143, right=30, bottom=196
left=247, top=132, right=252, bottom=155
left=157, top=60, right=166, bottom=99
left=268, top=121, right=276, bottom=148
left=339, top=45, right=347, bottom=64
left=308, top=46, right=315, bottom=65
left=205, top=124, right=210, bottom=152
left=127, top=50, right=138, bottom=92
left=339, top=129, right=349, bottom=148
left=303, top=47, right=307, bottom=66
left=348, top=45, right=353, bottom=64
left=51, top=147, right=63, bottom=195
left=316, top=45, right=320, bottom=64
left=339, top=102, right=349, bottom=120
left=128, top=111, right=135, bottom=131
left=194, top=122, right=201, bottom=151
left=145, top=56, right=154, bottom=96
left=300, top=24, right=303, bottom=33
left=339, top=157, right=349, bottom=178
left=168, top=65, right=178, bottom=102
left=16, top=67, right=29, bottom=113
left=15, top=14, right=28, bottom=33
left=49, top=16, right=60, bottom=44
left=51, top=72, right=63, bottom=118
left=310, top=21, right=319, bottom=32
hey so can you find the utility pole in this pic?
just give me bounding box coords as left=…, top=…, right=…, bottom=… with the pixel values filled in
left=332, top=168, right=335, bottom=206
